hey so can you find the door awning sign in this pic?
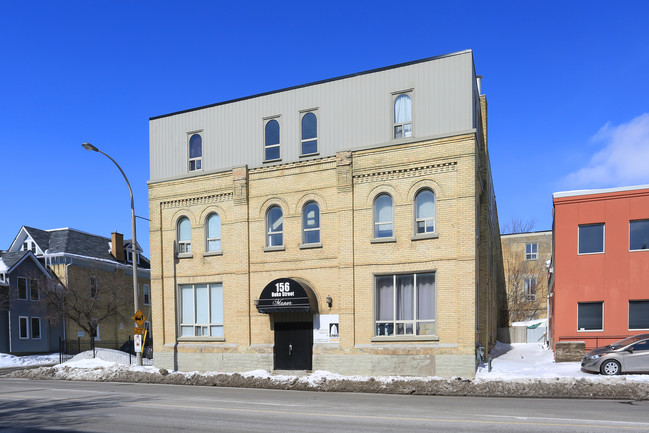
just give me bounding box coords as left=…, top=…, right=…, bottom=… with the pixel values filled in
left=256, top=278, right=317, bottom=314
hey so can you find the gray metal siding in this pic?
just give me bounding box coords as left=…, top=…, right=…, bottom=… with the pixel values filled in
left=150, top=51, right=477, bottom=181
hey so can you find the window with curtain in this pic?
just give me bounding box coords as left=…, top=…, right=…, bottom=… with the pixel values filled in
left=578, top=302, right=603, bottom=331
left=266, top=206, right=283, bottom=247
left=206, top=213, right=222, bottom=252
left=374, top=194, right=393, bottom=238
left=375, top=272, right=436, bottom=336
left=393, top=94, right=412, bottom=139
left=177, top=217, right=192, bottom=254
left=302, top=201, right=320, bottom=244
left=179, top=283, right=224, bottom=337
left=301, top=112, right=318, bottom=155
left=414, top=189, right=435, bottom=234
left=188, top=133, right=202, bottom=171
left=264, top=119, right=280, bottom=161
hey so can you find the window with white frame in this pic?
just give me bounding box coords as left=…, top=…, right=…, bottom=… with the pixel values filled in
left=17, top=277, right=28, bottom=300
left=524, top=278, right=537, bottom=301
left=301, top=112, right=318, bottom=155
left=375, top=272, right=436, bottom=337
left=266, top=205, right=283, bottom=247
left=302, top=201, right=320, bottom=244
left=264, top=118, right=280, bottom=161
left=629, top=300, right=649, bottom=330
left=90, top=276, right=98, bottom=298
left=143, top=284, right=151, bottom=306
left=393, top=93, right=412, bottom=139
left=180, top=283, right=224, bottom=337
left=19, top=316, right=28, bottom=339
left=630, top=219, right=649, bottom=251
left=188, top=133, right=202, bottom=171
left=31, top=317, right=41, bottom=339
left=206, top=213, right=222, bottom=252
left=578, top=302, right=603, bottom=331
left=374, top=194, right=394, bottom=238
left=525, top=243, right=538, bottom=260
left=177, top=217, right=192, bottom=254
left=414, top=189, right=435, bottom=234
left=30, top=279, right=39, bottom=300
left=579, top=223, right=604, bottom=254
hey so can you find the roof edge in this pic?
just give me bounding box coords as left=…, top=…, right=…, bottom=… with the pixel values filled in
left=553, top=184, right=649, bottom=199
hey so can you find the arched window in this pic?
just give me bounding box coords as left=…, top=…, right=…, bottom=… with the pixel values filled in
left=264, top=119, right=280, bottom=161
left=394, top=94, right=412, bottom=139
left=266, top=206, right=283, bottom=247
left=415, top=189, right=435, bottom=234
left=177, top=217, right=192, bottom=254
left=189, top=134, right=202, bottom=171
left=302, top=202, right=320, bottom=244
left=374, top=194, right=393, bottom=238
left=301, top=112, right=317, bottom=155
left=206, top=213, right=221, bottom=252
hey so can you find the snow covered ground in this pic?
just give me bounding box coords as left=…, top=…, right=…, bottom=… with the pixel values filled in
left=3, top=342, right=649, bottom=384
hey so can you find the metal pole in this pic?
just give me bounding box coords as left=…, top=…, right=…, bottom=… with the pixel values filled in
left=82, top=143, right=142, bottom=366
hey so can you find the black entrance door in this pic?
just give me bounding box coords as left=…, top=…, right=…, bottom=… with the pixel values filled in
left=274, top=321, right=313, bottom=370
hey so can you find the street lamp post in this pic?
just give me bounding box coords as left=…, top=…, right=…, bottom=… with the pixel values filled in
left=82, top=142, right=142, bottom=366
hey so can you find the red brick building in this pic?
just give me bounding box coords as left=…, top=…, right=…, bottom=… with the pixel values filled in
left=550, top=185, right=649, bottom=351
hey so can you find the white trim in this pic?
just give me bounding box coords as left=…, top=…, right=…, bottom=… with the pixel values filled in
left=554, top=184, right=649, bottom=199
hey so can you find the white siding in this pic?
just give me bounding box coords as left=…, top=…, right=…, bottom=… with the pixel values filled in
left=150, top=50, right=478, bottom=182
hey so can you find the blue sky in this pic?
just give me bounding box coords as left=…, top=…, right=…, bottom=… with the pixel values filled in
left=2, top=1, right=648, bottom=256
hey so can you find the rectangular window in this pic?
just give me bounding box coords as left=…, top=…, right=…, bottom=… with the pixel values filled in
left=30, top=279, right=39, bottom=301
left=17, top=277, right=28, bottom=300
left=524, top=278, right=537, bottom=301
left=630, top=219, right=649, bottom=251
left=393, top=93, right=413, bottom=139
left=525, top=243, right=538, bottom=260
left=629, top=300, right=649, bottom=330
left=180, top=283, right=224, bottom=338
left=578, top=302, right=603, bottom=331
left=375, top=272, right=436, bottom=337
left=31, top=317, right=41, bottom=339
left=19, top=316, right=28, bottom=339
left=579, top=223, right=604, bottom=254
left=90, top=276, right=98, bottom=298
left=143, top=284, right=150, bottom=306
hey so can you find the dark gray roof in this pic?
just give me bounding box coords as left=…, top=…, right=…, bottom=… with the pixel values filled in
left=23, top=227, right=150, bottom=269
left=0, top=250, right=30, bottom=269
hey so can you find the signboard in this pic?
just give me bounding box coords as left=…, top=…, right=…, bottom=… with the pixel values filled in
left=256, top=278, right=314, bottom=313
left=314, top=314, right=340, bottom=344
left=134, top=334, right=142, bottom=353
left=134, top=326, right=146, bottom=335
left=132, top=310, right=146, bottom=327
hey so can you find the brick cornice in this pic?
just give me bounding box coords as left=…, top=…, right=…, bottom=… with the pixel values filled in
left=354, top=161, right=457, bottom=184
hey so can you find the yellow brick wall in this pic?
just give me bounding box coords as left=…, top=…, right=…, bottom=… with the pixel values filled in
left=149, top=132, right=503, bottom=376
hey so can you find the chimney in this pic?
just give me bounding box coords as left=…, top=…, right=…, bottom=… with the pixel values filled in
left=111, top=232, right=125, bottom=262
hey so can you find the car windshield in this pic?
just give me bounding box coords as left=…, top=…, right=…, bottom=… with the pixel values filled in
left=610, top=336, right=645, bottom=349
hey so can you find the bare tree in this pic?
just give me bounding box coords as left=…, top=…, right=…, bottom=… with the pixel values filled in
left=501, top=219, right=549, bottom=324
left=41, top=264, right=131, bottom=340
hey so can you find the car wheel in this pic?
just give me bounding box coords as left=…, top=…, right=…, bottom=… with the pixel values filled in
left=600, top=359, right=621, bottom=375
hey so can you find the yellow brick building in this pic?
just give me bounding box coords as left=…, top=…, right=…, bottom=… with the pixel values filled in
left=148, top=50, right=504, bottom=377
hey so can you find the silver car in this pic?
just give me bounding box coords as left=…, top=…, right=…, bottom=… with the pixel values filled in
left=581, top=334, right=649, bottom=375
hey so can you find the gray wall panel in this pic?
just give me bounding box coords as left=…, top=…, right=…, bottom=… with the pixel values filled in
left=150, top=50, right=479, bottom=181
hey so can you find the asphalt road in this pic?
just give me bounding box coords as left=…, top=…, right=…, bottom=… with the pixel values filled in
left=1, top=378, right=648, bottom=432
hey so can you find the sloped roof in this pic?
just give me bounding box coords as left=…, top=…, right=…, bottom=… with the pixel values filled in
left=21, top=227, right=150, bottom=269
left=0, top=250, right=51, bottom=277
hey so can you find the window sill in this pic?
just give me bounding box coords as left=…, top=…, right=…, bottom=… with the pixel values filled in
left=263, top=158, right=282, bottom=164
left=411, top=233, right=439, bottom=241
left=203, top=251, right=223, bottom=257
left=578, top=251, right=604, bottom=255
left=177, top=337, right=226, bottom=343
left=371, top=237, right=396, bottom=244
left=371, top=335, right=439, bottom=342
left=263, top=245, right=285, bottom=252
left=577, top=329, right=604, bottom=332
left=299, top=152, right=320, bottom=158
left=176, top=253, right=193, bottom=259
left=299, top=242, right=322, bottom=250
